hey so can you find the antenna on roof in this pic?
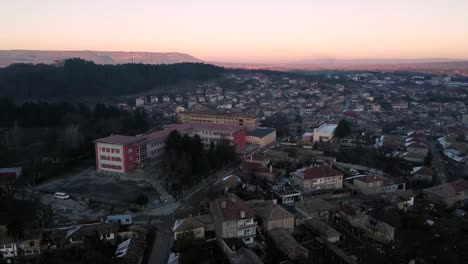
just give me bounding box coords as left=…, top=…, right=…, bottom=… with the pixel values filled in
left=131, top=51, right=134, bottom=64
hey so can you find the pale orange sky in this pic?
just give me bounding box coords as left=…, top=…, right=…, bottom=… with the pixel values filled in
left=2, top=0, right=468, bottom=63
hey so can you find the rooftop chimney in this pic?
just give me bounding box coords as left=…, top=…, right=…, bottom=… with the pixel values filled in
left=240, top=210, right=246, bottom=218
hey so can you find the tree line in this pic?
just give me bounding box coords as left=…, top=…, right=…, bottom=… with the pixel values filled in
left=0, top=98, right=150, bottom=184
left=161, top=130, right=237, bottom=192
left=0, top=58, right=224, bottom=99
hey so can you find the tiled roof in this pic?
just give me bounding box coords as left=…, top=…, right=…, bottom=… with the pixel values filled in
left=304, top=166, right=342, bottom=180
left=254, top=204, right=294, bottom=222
left=413, top=166, right=434, bottom=175
left=355, top=175, right=383, bottom=183
left=295, top=199, right=336, bottom=214
left=451, top=180, right=468, bottom=192
left=212, top=194, right=256, bottom=221
left=269, top=229, right=309, bottom=261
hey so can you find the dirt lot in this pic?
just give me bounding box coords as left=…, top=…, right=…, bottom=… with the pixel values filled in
left=36, top=167, right=158, bottom=203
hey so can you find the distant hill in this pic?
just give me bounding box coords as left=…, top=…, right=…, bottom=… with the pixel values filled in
left=0, top=50, right=202, bottom=67
left=215, top=59, right=468, bottom=76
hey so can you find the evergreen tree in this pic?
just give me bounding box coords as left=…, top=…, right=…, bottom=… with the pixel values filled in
left=335, top=119, right=351, bottom=138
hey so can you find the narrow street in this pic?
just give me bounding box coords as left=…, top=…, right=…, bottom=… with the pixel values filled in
left=146, top=164, right=239, bottom=264
left=429, top=141, right=447, bottom=183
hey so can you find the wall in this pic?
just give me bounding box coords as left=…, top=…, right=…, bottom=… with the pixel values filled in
left=96, top=143, right=125, bottom=174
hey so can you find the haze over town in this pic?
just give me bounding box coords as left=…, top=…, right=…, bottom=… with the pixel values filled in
left=1, top=1, right=468, bottom=264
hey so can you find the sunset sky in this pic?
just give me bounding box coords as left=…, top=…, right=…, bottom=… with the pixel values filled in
left=2, top=0, right=468, bottom=63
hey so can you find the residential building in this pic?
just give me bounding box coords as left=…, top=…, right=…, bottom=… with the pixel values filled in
left=210, top=194, right=257, bottom=244
left=271, top=185, right=302, bottom=205
left=295, top=199, right=336, bottom=224
left=0, top=230, right=17, bottom=258
left=423, top=180, right=468, bottom=208
left=392, top=101, right=408, bottom=110
left=313, top=124, right=337, bottom=142
left=17, top=231, right=42, bottom=255
left=411, top=166, right=434, bottom=182
left=135, top=97, right=145, bottom=107
left=173, top=214, right=214, bottom=241
left=304, top=218, right=340, bottom=243
left=178, top=111, right=259, bottom=130
left=353, top=175, right=384, bottom=195
left=268, top=229, right=309, bottom=262
left=291, top=165, right=343, bottom=192
left=336, top=203, right=395, bottom=243
left=253, top=203, right=295, bottom=234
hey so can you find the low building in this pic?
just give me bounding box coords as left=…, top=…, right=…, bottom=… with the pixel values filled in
left=17, top=231, right=42, bottom=255
left=291, top=165, right=343, bottom=192
left=353, top=175, right=384, bottom=195
left=423, top=180, right=468, bottom=208
left=313, top=124, right=337, bottom=142
left=295, top=199, right=336, bottom=224
left=246, top=127, right=276, bottom=147
left=392, top=101, right=408, bottom=111
left=0, top=230, right=17, bottom=258
left=173, top=214, right=214, bottom=241
left=305, top=218, right=340, bottom=243
left=354, top=176, right=406, bottom=194
left=218, top=238, right=263, bottom=264
left=52, top=222, right=119, bottom=245
left=268, top=228, right=309, bottom=262
left=302, top=132, right=313, bottom=142
left=254, top=203, right=295, bottom=234
left=106, top=214, right=133, bottom=226
left=272, top=185, right=302, bottom=205
left=336, top=204, right=395, bottom=243
left=210, top=194, right=257, bottom=244
left=411, top=166, right=434, bottom=182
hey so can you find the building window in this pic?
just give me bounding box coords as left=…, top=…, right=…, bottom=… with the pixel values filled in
left=128, top=148, right=133, bottom=153
left=29, top=241, right=35, bottom=247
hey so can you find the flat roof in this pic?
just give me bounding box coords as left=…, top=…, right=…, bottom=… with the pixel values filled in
left=94, top=135, right=144, bottom=145
left=95, top=123, right=245, bottom=146
left=246, top=127, right=275, bottom=138
left=315, top=124, right=337, bottom=133
left=182, top=110, right=256, bottom=118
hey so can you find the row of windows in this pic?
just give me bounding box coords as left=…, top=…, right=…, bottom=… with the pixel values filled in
left=101, top=164, right=122, bottom=170
left=101, top=155, right=122, bottom=162
left=150, top=141, right=164, bottom=147
left=100, top=147, right=120, bottom=154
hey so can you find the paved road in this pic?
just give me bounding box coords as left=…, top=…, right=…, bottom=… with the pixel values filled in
left=429, top=141, right=447, bottom=183
left=146, top=164, right=240, bottom=264
left=147, top=216, right=174, bottom=264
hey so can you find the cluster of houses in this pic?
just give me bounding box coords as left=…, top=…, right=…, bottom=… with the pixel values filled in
left=0, top=214, right=147, bottom=263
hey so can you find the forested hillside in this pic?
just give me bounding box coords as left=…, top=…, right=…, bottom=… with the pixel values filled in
left=0, top=58, right=224, bottom=99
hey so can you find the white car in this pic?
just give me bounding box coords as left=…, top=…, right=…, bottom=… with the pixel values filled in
left=54, top=192, right=70, bottom=200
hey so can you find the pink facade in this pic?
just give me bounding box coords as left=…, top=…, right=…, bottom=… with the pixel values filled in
left=94, top=123, right=246, bottom=174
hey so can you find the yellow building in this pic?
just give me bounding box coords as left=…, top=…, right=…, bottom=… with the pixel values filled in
left=178, top=111, right=259, bottom=130
left=246, top=127, right=276, bottom=147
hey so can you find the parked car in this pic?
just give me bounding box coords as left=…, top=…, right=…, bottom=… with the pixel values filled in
left=54, top=192, right=70, bottom=200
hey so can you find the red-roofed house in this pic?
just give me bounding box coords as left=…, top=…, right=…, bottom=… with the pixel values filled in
left=424, top=180, right=468, bottom=208
left=291, top=165, right=343, bottom=192
left=210, top=194, right=256, bottom=244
